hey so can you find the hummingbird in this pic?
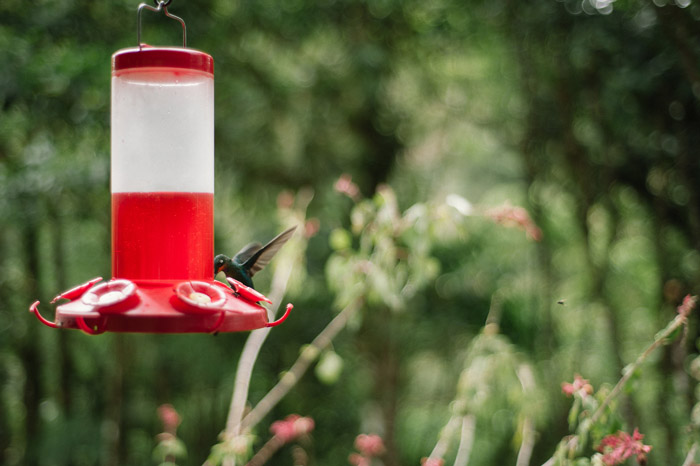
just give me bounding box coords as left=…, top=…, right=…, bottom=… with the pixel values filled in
left=214, top=225, right=297, bottom=289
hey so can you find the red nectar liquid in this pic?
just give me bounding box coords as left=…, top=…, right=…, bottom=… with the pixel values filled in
left=112, top=192, right=213, bottom=280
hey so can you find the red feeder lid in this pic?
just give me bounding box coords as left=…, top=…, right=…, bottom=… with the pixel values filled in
left=113, top=46, right=214, bottom=76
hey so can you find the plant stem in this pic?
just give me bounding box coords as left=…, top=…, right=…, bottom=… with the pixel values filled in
left=427, top=414, right=462, bottom=462
left=516, top=417, right=536, bottom=466
left=239, top=298, right=363, bottom=433
left=682, top=442, right=698, bottom=466
left=516, top=364, right=536, bottom=466
left=245, top=435, right=284, bottom=466
left=453, top=415, right=476, bottom=466
left=221, top=213, right=309, bottom=466
left=224, top=263, right=293, bottom=440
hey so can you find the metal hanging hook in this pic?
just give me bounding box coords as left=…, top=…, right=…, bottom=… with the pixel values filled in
left=137, top=0, right=187, bottom=50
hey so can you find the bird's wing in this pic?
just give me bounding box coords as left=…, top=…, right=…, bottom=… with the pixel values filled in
left=244, top=225, right=297, bottom=276
left=233, top=242, right=262, bottom=265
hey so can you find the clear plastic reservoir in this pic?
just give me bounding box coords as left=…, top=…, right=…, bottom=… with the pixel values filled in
left=111, top=47, right=214, bottom=280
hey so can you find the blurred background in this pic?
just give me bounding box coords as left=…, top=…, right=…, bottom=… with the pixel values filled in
left=1, top=0, right=700, bottom=464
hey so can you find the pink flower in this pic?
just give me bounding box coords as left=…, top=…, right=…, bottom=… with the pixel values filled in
left=305, top=218, right=320, bottom=238
left=348, top=433, right=384, bottom=465
left=335, top=174, right=360, bottom=201
left=561, top=374, right=594, bottom=398
left=270, top=414, right=315, bottom=444
left=486, top=203, right=543, bottom=241
left=421, top=458, right=445, bottom=466
left=348, top=453, right=371, bottom=466
left=677, top=294, right=697, bottom=317
left=354, top=434, right=385, bottom=457
left=157, top=404, right=181, bottom=435
left=597, top=428, right=652, bottom=465
left=277, top=190, right=295, bottom=209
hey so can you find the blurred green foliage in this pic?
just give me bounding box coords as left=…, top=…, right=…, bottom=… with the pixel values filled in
left=2, top=0, right=700, bottom=465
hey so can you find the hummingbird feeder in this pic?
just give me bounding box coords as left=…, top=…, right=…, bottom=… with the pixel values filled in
left=29, top=0, right=292, bottom=334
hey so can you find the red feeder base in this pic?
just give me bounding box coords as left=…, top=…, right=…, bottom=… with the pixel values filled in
left=30, top=277, right=292, bottom=334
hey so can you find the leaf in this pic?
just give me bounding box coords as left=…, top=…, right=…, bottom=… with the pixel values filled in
left=577, top=419, right=592, bottom=453
left=691, top=402, right=700, bottom=427
left=329, top=228, right=352, bottom=251
left=153, top=437, right=187, bottom=462
left=590, top=453, right=605, bottom=466
left=568, top=398, right=581, bottom=430
left=621, top=366, right=640, bottom=395
left=654, top=318, right=684, bottom=343
left=315, top=350, right=344, bottom=385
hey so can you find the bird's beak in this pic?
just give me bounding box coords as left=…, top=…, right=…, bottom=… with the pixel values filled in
left=217, top=264, right=226, bottom=273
